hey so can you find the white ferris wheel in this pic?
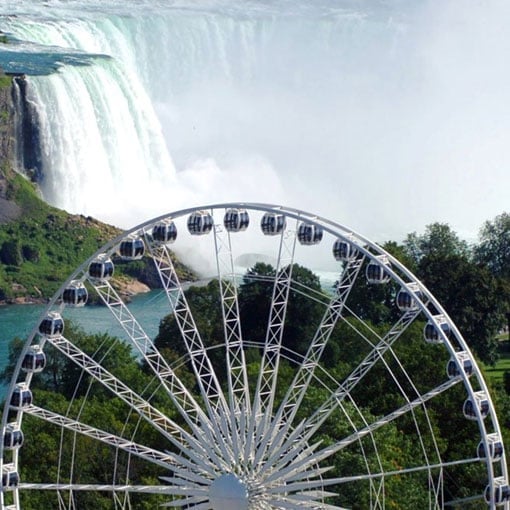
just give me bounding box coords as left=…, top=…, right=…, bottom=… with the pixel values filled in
left=1, top=203, right=508, bottom=509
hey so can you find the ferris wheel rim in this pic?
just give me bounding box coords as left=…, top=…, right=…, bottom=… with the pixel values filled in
left=1, top=202, right=507, bottom=509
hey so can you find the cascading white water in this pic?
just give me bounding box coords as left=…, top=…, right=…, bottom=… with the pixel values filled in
left=26, top=61, right=175, bottom=223
left=3, top=13, right=178, bottom=225
left=1, top=0, right=510, bottom=237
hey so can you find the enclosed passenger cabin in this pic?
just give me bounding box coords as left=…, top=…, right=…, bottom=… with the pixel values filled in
left=332, top=238, right=358, bottom=262
left=261, top=212, right=286, bottom=236
left=10, top=383, right=32, bottom=410
left=396, top=283, right=423, bottom=312
left=485, top=477, right=510, bottom=506
left=88, top=256, right=114, bottom=281
left=38, top=312, right=64, bottom=338
left=297, top=222, right=323, bottom=246
left=21, top=345, right=46, bottom=373
left=188, top=211, right=213, bottom=235
left=447, top=351, right=473, bottom=379
left=119, top=237, right=145, bottom=260
left=224, top=208, right=249, bottom=233
left=62, top=281, right=88, bottom=307
left=463, top=391, right=489, bottom=421
left=3, top=423, right=24, bottom=450
left=478, top=433, right=504, bottom=462
left=152, top=220, right=177, bottom=244
left=424, top=316, right=450, bottom=345
left=366, top=256, right=390, bottom=284
left=1, top=464, right=19, bottom=490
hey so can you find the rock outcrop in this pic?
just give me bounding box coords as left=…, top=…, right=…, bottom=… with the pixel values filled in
left=0, top=70, right=22, bottom=224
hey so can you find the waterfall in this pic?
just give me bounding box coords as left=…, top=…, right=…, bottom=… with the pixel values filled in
left=2, top=13, right=179, bottom=225
left=1, top=1, right=509, bottom=238
left=1, top=5, right=404, bottom=229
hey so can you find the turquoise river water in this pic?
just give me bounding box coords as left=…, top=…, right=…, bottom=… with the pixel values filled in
left=0, top=290, right=169, bottom=400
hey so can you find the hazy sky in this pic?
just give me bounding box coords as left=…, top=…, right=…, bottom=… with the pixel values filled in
left=157, top=0, right=510, bottom=243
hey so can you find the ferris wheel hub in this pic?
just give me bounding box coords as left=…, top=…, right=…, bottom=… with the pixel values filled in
left=209, top=473, right=249, bottom=510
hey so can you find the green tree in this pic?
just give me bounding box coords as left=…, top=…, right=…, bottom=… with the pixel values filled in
left=383, top=239, right=418, bottom=273
left=418, top=254, right=505, bottom=364
left=154, top=279, right=226, bottom=379
left=341, top=260, right=397, bottom=326
left=238, top=262, right=324, bottom=358
left=0, top=239, right=22, bottom=265
left=396, top=222, right=504, bottom=364
left=475, top=212, right=510, bottom=278
left=403, top=222, right=470, bottom=265
left=475, top=212, right=510, bottom=338
left=237, top=262, right=275, bottom=346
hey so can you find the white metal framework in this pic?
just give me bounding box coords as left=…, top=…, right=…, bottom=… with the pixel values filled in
left=1, top=203, right=508, bottom=509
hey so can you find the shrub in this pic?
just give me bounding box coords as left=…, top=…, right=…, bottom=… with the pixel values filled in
left=0, top=240, right=22, bottom=265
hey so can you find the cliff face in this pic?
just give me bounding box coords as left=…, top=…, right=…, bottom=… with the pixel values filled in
left=0, top=73, right=21, bottom=224
left=0, top=76, right=15, bottom=164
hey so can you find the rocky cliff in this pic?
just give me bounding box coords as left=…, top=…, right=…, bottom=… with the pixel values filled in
left=0, top=71, right=22, bottom=224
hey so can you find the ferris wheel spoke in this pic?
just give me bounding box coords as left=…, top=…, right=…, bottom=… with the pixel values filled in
left=18, top=483, right=207, bottom=496
left=143, top=239, right=233, bottom=447
left=165, top=502, right=211, bottom=510
left=44, top=334, right=217, bottom=468
left=22, top=405, right=211, bottom=483
left=313, top=376, right=462, bottom=465
left=247, top=224, right=297, bottom=461
left=296, top=308, right=422, bottom=445
left=266, top=493, right=343, bottom=509
left=259, top=256, right=365, bottom=465
left=319, top=457, right=480, bottom=487
left=86, top=275, right=230, bottom=463
left=213, top=221, right=251, bottom=453
left=161, top=498, right=210, bottom=508
left=261, top=439, right=325, bottom=485
left=267, top=480, right=337, bottom=496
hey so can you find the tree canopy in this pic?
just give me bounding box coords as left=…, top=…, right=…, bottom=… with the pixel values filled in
left=475, top=212, right=510, bottom=279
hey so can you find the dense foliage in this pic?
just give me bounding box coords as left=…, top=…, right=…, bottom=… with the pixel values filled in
left=0, top=174, right=194, bottom=301
left=0, top=174, right=120, bottom=300
left=397, top=222, right=508, bottom=365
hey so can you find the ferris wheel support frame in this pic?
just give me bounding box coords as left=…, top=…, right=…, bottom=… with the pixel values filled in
left=1, top=203, right=507, bottom=510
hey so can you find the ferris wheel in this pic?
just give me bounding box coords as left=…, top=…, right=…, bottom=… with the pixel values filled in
left=1, top=203, right=508, bottom=509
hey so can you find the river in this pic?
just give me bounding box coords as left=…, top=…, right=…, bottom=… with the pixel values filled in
left=0, top=289, right=170, bottom=399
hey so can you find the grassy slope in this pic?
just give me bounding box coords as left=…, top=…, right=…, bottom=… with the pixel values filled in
left=0, top=173, right=121, bottom=301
